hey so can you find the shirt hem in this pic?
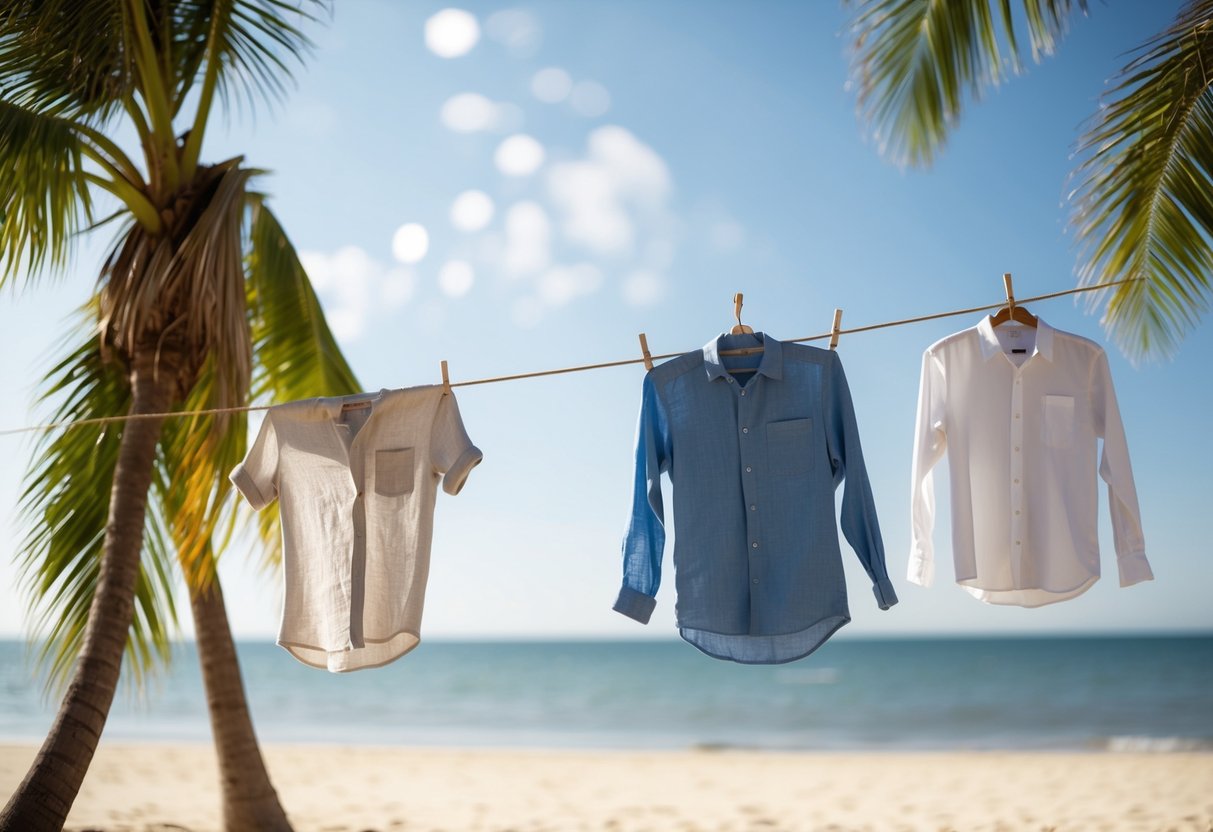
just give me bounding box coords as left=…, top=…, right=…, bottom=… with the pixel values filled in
left=959, top=574, right=1099, bottom=607
left=277, top=630, right=422, bottom=672
left=678, top=615, right=850, bottom=665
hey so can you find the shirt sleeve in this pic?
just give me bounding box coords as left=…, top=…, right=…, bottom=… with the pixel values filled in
left=825, top=351, right=898, bottom=610
left=909, top=348, right=948, bottom=587
left=430, top=390, right=483, bottom=496
left=613, top=373, right=672, bottom=624
left=1090, top=349, right=1152, bottom=587
left=230, top=412, right=280, bottom=511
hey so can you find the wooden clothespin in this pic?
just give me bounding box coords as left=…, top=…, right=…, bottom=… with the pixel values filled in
left=731, top=293, right=754, bottom=335
left=989, top=272, right=1037, bottom=328
left=638, top=333, right=654, bottom=371
left=829, top=308, right=844, bottom=350
left=440, top=360, right=452, bottom=395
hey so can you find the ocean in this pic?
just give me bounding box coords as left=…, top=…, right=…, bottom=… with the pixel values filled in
left=1, top=636, right=1210, bottom=752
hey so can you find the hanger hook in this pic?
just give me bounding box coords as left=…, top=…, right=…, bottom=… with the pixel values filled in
left=733, top=293, right=744, bottom=329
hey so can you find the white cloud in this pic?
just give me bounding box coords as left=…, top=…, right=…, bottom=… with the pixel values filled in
left=569, top=81, right=611, bottom=118
left=425, top=9, right=480, bottom=58
left=502, top=201, right=551, bottom=275
left=438, top=260, right=476, bottom=298
left=546, top=126, right=672, bottom=256
left=450, top=190, right=496, bottom=232
left=300, top=246, right=413, bottom=341
left=440, top=93, right=501, bottom=133
left=391, top=223, right=429, bottom=264
left=494, top=134, right=545, bottom=177
left=485, top=9, right=541, bottom=57
left=531, top=67, right=572, bottom=103
left=621, top=269, right=665, bottom=307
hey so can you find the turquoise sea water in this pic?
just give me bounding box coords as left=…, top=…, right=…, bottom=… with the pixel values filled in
left=1, top=637, right=1210, bottom=751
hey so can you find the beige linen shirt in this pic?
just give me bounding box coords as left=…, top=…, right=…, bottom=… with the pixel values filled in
left=231, top=385, right=482, bottom=671
left=909, top=317, right=1152, bottom=606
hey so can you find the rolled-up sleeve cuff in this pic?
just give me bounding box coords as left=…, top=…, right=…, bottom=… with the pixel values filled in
left=229, top=465, right=273, bottom=511
left=443, top=445, right=484, bottom=496
left=873, top=577, right=898, bottom=610
left=1118, top=552, right=1154, bottom=587
left=613, top=586, right=656, bottom=624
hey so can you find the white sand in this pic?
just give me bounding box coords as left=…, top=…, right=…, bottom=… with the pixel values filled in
left=2, top=743, right=1211, bottom=831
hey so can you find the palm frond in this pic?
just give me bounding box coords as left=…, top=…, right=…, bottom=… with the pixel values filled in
left=155, top=354, right=246, bottom=588
left=0, top=0, right=129, bottom=122
left=0, top=100, right=94, bottom=287
left=246, top=198, right=360, bottom=400
left=179, top=0, right=330, bottom=173
left=847, top=0, right=1085, bottom=167
left=1070, top=0, right=1213, bottom=359
left=17, top=316, right=178, bottom=696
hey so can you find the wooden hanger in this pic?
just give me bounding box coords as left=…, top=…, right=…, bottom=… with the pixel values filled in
left=988, top=273, right=1037, bottom=328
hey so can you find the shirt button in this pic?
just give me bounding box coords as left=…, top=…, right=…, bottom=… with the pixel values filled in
left=751, top=541, right=759, bottom=549
left=1014, top=413, right=1021, bottom=419
left=749, top=504, right=756, bottom=511
left=1014, top=446, right=1020, bottom=452
left=1015, top=540, right=1022, bottom=546
left=356, top=490, right=364, bottom=497
left=752, top=578, right=759, bottom=585
left=740, top=390, right=747, bottom=397
left=745, top=466, right=752, bottom=473
left=742, top=427, right=749, bottom=434
left=727, top=377, right=734, bottom=384
left=1015, top=510, right=1021, bottom=515
left=1013, top=478, right=1020, bottom=484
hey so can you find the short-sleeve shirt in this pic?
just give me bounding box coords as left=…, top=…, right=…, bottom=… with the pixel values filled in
left=231, top=385, right=482, bottom=672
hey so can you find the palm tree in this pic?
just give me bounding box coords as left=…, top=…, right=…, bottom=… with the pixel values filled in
left=847, top=0, right=1213, bottom=358
left=0, top=2, right=359, bottom=829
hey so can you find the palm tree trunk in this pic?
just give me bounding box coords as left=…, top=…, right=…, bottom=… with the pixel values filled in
left=188, top=577, right=294, bottom=831
left=0, top=350, right=178, bottom=832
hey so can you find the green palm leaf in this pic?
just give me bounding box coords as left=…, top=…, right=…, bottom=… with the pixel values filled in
left=17, top=317, right=178, bottom=696
left=847, top=0, right=1085, bottom=167
left=0, top=101, right=94, bottom=285
left=1070, top=0, right=1213, bottom=358
left=0, top=1, right=128, bottom=122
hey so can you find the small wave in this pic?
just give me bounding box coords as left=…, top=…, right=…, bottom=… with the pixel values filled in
left=774, top=667, right=839, bottom=685
left=1102, top=736, right=1212, bottom=752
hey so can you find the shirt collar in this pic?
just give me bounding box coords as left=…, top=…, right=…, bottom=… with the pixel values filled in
left=702, top=332, right=784, bottom=381
left=976, top=316, right=1054, bottom=362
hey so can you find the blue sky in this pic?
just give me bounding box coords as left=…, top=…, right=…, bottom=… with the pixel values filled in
left=2, top=0, right=1210, bottom=642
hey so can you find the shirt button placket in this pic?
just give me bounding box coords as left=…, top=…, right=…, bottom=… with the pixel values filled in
left=737, top=383, right=761, bottom=604
left=1010, top=371, right=1024, bottom=586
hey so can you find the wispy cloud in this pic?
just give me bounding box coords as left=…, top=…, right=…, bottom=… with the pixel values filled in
left=485, top=9, right=541, bottom=57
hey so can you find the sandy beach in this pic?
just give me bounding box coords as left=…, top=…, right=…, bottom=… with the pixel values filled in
left=1, top=743, right=1210, bottom=831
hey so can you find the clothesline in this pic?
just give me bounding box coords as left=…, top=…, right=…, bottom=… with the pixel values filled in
left=0, top=279, right=1136, bottom=437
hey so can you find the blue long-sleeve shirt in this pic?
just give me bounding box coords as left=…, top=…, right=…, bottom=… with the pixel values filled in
left=614, top=332, right=897, bottom=664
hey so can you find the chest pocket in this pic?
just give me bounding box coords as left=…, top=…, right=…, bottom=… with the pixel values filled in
left=375, top=448, right=415, bottom=496
left=767, top=419, right=813, bottom=476
left=1043, top=395, right=1075, bottom=450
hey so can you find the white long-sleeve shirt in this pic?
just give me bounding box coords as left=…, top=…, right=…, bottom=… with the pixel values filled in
left=909, top=316, right=1152, bottom=606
